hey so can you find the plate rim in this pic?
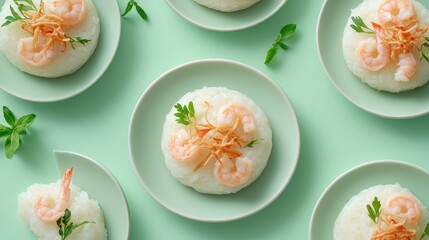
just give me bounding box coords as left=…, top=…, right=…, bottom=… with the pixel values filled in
left=164, top=0, right=288, bottom=31
left=308, top=159, right=429, bottom=239
left=128, top=58, right=301, bottom=222
left=0, top=0, right=122, bottom=102
left=54, top=150, right=130, bottom=239
left=316, top=0, right=429, bottom=119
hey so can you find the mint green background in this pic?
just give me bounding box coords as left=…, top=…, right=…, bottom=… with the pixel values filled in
left=0, top=0, right=428, bottom=239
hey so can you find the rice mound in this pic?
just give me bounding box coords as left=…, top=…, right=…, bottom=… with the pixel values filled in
left=193, top=0, right=260, bottom=12
left=161, top=87, right=272, bottom=194
left=0, top=0, right=100, bottom=78
left=18, top=180, right=107, bottom=240
left=334, top=184, right=429, bottom=240
left=342, top=0, right=429, bottom=92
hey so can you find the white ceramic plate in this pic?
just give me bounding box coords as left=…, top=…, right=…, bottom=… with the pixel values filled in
left=0, top=0, right=121, bottom=102
left=165, top=0, right=287, bottom=31
left=129, top=59, right=300, bottom=222
left=309, top=160, right=429, bottom=239
left=317, top=0, right=429, bottom=118
left=55, top=151, right=130, bottom=239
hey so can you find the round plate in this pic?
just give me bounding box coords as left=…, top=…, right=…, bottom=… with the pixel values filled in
left=165, top=0, right=287, bottom=31
left=309, top=160, right=429, bottom=239
left=129, top=59, right=300, bottom=222
left=0, top=0, right=121, bottom=102
left=55, top=151, right=130, bottom=239
left=317, top=0, right=429, bottom=118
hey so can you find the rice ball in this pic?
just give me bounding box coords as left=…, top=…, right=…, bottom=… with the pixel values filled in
left=18, top=180, right=107, bottom=240
left=161, top=87, right=272, bottom=194
left=193, top=0, right=260, bottom=12
left=342, top=0, right=429, bottom=92
left=334, top=184, right=429, bottom=240
left=0, top=0, right=100, bottom=78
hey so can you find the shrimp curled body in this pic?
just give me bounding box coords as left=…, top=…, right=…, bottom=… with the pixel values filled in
left=217, top=104, right=256, bottom=134
left=49, top=0, right=86, bottom=25
left=384, top=195, right=421, bottom=224
left=357, top=37, right=390, bottom=72
left=169, top=129, right=202, bottom=162
left=34, top=167, right=73, bottom=222
left=214, top=157, right=252, bottom=187
left=378, top=0, right=415, bottom=25
left=18, top=37, right=55, bottom=66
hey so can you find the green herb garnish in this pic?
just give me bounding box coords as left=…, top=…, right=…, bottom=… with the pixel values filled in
left=0, top=106, right=36, bottom=159
left=265, top=24, right=296, bottom=64
left=416, top=37, right=429, bottom=63
left=419, top=222, right=429, bottom=240
left=122, top=0, right=148, bottom=21
left=56, top=209, right=94, bottom=240
left=67, top=36, right=91, bottom=49
left=367, top=196, right=382, bottom=224
left=2, top=0, right=37, bottom=27
left=350, top=16, right=374, bottom=34
left=245, top=139, right=263, bottom=148
left=174, top=102, right=195, bottom=126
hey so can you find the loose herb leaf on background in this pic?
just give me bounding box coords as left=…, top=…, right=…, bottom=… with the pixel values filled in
left=174, top=102, right=195, bottom=126
left=122, top=0, right=148, bottom=21
left=56, top=209, right=94, bottom=240
left=366, top=196, right=381, bottom=223
left=265, top=24, right=296, bottom=64
left=350, top=16, right=374, bottom=34
left=1, top=106, right=36, bottom=159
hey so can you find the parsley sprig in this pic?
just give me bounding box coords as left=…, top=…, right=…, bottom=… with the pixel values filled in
left=367, top=197, right=382, bottom=224
left=56, top=209, right=94, bottom=240
left=245, top=139, right=263, bottom=148
left=174, top=102, right=195, bottom=126
left=67, top=36, right=91, bottom=49
left=122, top=0, right=148, bottom=21
left=265, top=24, right=296, bottom=64
left=0, top=106, right=36, bottom=159
left=416, top=37, right=429, bottom=63
left=2, top=0, right=37, bottom=27
left=350, top=16, right=374, bottom=34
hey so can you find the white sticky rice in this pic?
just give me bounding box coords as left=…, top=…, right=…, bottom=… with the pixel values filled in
left=18, top=180, right=107, bottom=240
left=334, top=184, right=429, bottom=240
left=161, top=87, right=272, bottom=194
left=193, top=0, right=260, bottom=12
left=342, top=0, right=429, bottom=92
left=0, top=0, right=100, bottom=78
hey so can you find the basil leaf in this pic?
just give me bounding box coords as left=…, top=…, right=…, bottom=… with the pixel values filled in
left=0, top=124, right=12, bottom=138
left=134, top=3, right=148, bottom=20
left=5, top=131, right=20, bottom=159
left=280, top=24, right=296, bottom=39
left=15, top=113, right=36, bottom=133
left=279, top=42, right=289, bottom=51
left=122, top=1, right=134, bottom=17
left=264, top=47, right=277, bottom=64
left=3, top=106, right=16, bottom=126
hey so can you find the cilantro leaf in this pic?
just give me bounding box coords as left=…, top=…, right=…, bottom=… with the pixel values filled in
left=174, top=102, right=195, bottom=126
left=57, top=209, right=94, bottom=240
left=367, top=196, right=382, bottom=223
left=419, top=222, right=429, bottom=240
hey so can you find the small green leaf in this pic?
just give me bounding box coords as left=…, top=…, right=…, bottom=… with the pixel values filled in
left=5, top=131, right=20, bottom=159
left=366, top=197, right=382, bottom=223
left=15, top=113, right=36, bottom=133
left=3, top=106, right=16, bottom=126
left=279, top=42, right=289, bottom=51
left=264, top=46, right=278, bottom=64
left=280, top=24, right=296, bottom=39
left=0, top=124, right=12, bottom=138
left=350, top=16, right=374, bottom=34
left=419, top=222, right=429, bottom=240
left=134, top=3, right=148, bottom=20
left=122, top=0, right=134, bottom=16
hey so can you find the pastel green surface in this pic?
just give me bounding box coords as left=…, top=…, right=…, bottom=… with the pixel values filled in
left=0, top=0, right=429, bottom=239
left=55, top=151, right=129, bottom=240
left=129, top=59, right=300, bottom=222
left=309, top=160, right=429, bottom=239
left=317, top=0, right=429, bottom=118
left=0, top=0, right=121, bottom=102
left=165, top=0, right=287, bottom=31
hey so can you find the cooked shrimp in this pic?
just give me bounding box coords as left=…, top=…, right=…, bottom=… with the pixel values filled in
left=169, top=129, right=202, bottom=162
left=395, top=53, right=416, bottom=82
left=18, top=37, right=55, bottom=66
left=34, top=167, right=73, bottom=222
left=217, top=104, right=256, bottom=133
left=214, top=156, right=252, bottom=187
left=357, top=38, right=390, bottom=71
left=49, top=0, right=86, bottom=25
left=384, top=195, right=420, bottom=224
left=378, top=0, right=415, bottom=25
